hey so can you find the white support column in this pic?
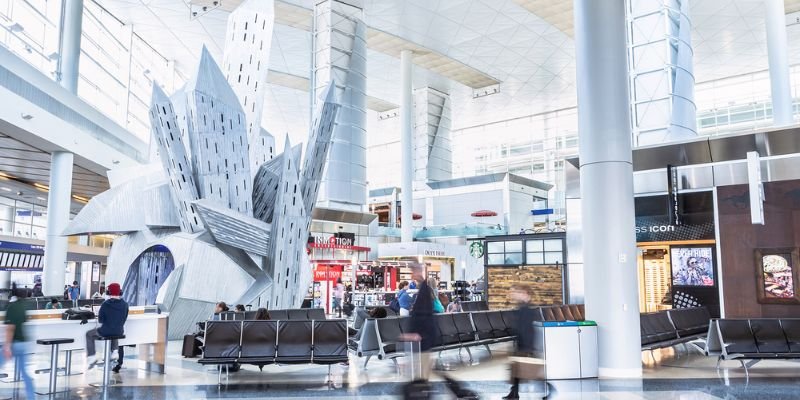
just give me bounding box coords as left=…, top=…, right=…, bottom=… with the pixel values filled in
left=43, top=151, right=74, bottom=296
left=44, top=0, right=82, bottom=296
left=0, top=206, right=10, bottom=289
left=400, top=49, right=414, bottom=243
left=389, top=187, right=398, bottom=228
left=765, top=0, right=793, bottom=126
left=58, top=0, right=84, bottom=94
left=574, top=0, right=642, bottom=378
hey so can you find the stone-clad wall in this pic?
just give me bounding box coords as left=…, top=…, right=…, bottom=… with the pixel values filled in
left=487, top=265, right=564, bottom=310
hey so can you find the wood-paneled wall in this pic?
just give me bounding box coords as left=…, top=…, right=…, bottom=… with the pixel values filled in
left=487, top=265, right=563, bottom=310
left=718, top=181, right=800, bottom=318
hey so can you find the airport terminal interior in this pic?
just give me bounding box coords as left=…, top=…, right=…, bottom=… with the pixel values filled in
left=2, top=0, right=800, bottom=398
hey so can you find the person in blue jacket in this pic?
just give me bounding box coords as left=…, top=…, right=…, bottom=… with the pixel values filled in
left=397, top=280, right=413, bottom=316
left=85, top=282, right=129, bottom=368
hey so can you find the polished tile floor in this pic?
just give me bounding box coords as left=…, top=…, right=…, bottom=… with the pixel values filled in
left=1, top=340, right=798, bottom=399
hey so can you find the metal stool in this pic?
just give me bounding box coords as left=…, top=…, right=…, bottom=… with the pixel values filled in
left=91, top=335, right=125, bottom=389
left=35, top=338, right=74, bottom=395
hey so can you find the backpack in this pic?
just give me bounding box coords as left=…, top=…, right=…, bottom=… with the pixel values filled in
left=61, top=308, right=95, bottom=324
left=389, top=297, right=401, bottom=313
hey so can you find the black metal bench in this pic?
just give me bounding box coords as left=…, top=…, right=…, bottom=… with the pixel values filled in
left=198, top=318, right=347, bottom=385
left=639, top=307, right=711, bottom=358
left=708, top=318, right=800, bottom=377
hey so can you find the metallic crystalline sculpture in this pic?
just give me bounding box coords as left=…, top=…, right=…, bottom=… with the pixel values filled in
left=64, top=0, right=340, bottom=338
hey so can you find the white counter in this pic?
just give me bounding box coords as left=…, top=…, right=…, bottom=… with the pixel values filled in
left=2, top=308, right=168, bottom=373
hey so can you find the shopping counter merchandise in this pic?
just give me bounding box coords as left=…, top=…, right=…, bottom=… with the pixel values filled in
left=0, top=306, right=169, bottom=373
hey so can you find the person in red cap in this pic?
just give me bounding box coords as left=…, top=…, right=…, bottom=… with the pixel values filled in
left=85, top=282, right=129, bottom=368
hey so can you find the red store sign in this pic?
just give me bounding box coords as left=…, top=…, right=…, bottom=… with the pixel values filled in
left=313, top=269, right=342, bottom=281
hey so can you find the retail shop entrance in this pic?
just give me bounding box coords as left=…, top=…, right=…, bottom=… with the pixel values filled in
left=635, top=191, right=719, bottom=316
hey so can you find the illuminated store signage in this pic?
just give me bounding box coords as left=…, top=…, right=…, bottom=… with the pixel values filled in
left=667, top=164, right=681, bottom=226
left=424, top=249, right=446, bottom=257
left=635, top=225, right=676, bottom=234
left=314, top=235, right=354, bottom=247
left=468, top=241, right=484, bottom=258
left=308, top=234, right=370, bottom=252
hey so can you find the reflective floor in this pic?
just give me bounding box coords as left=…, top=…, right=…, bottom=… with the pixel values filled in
left=1, top=341, right=798, bottom=399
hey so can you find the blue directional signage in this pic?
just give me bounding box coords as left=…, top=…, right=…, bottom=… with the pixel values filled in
left=531, top=208, right=554, bottom=216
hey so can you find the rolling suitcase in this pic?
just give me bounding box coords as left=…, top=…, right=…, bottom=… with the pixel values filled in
left=399, top=341, right=479, bottom=399
left=400, top=340, right=431, bottom=399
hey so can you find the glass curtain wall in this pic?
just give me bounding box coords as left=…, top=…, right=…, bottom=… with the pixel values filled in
left=0, top=195, right=49, bottom=240
left=0, top=0, right=181, bottom=142
left=0, top=0, right=63, bottom=74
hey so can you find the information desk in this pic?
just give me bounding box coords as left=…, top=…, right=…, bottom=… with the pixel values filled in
left=1, top=307, right=168, bottom=373
left=533, top=320, right=598, bottom=380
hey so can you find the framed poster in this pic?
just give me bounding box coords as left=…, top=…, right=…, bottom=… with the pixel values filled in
left=670, top=246, right=715, bottom=287
left=755, top=248, right=800, bottom=304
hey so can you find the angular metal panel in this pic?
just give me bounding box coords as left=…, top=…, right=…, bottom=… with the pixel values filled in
left=221, top=0, right=276, bottom=175
left=264, top=135, right=310, bottom=309
left=185, top=48, right=252, bottom=215
left=149, top=85, right=205, bottom=233
left=193, top=198, right=271, bottom=256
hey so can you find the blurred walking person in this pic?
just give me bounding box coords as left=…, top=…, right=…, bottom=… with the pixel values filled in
left=4, top=292, right=35, bottom=399
left=503, top=283, right=554, bottom=399
left=401, top=266, right=476, bottom=399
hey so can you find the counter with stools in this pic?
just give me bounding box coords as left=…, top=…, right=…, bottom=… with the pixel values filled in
left=35, top=338, right=74, bottom=395
left=0, top=308, right=169, bottom=374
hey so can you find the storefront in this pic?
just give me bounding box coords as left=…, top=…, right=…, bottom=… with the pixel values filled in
left=307, top=232, right=371, bottom=313
left=482, top=233, right=567, bottom=309
left=634, top=191, right=719, bottom=316
left=377, top=242, right=458, bottom=286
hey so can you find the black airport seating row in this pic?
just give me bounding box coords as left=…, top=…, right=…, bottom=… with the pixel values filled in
left=537, top=304, right=585, bottom=321
left=198, top=319, right=348, bottom=370
left=372, top=310, right=515, bottom=365
left=713, top=318, right=800, bottom=373
left=351, top=305, right=584, bottom=367
left=640, top=307, right=711, bottom=351
left=457, top=303, right=585, bottom=322
left=214, top=308, right=327, bottom=321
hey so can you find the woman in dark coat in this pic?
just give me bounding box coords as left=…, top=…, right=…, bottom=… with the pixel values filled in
left=410, top=277, right=440, bottom=354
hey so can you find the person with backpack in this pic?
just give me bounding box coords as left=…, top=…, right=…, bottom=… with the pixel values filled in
left=85, top=283, right=129, bottom=369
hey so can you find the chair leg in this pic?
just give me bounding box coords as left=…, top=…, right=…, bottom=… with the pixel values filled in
left=649, top=350, right=657, bottom=365
left=391, top=357, right=399, bottom=371
left=363, top=355, right=371, bottom=369
left=484, top=344, right=492, bottom=358
left=715, top=356, right=722, bottom=371
left=465, top=347, right=473, bottom=363
left=739, top=359, right=749, bottom=379
left=102, top=340, right=112, bottom=388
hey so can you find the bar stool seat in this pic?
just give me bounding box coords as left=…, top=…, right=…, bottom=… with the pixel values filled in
left=36, top=338, right=74, bottom=346
left=93, top=335, right=125, bottom=389
left=35, top=338, right=74, bottom=395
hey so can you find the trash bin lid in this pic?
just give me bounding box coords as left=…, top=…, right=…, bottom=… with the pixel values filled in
left=534, top=320, right=597, bottom=327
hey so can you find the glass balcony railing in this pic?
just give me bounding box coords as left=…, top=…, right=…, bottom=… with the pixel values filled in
left=375, top=223, right=507, bottom=239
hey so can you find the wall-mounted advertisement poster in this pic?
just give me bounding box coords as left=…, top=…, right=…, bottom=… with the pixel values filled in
left=671, top=246, right=715, bottom=287
left=755, top=248, right=800, bottom=304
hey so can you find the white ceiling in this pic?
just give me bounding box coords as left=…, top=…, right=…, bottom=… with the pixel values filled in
left=94, top=0, right=800, bottom=140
